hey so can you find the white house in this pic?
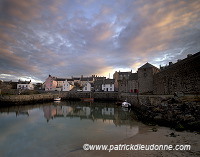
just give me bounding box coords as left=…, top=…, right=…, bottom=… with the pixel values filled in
left=62, top=80, right=73, bottom=91
left=102, top=79, right=115, bottom=92
left=17, top=80, right=34, bottom=90
left=82, top=82, right=92, bottom=91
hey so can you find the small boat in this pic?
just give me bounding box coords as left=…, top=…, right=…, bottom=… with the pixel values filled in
left=115, top=101, right=124, bottom=106
left=54, top=97, right=61, bottom=101
left=81, top=98, right=94, bottom=102
left=81, top=92, right=94, bottom=102
left=122, top=101, right=131, bottom=108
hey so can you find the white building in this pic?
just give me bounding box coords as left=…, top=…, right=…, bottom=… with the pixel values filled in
left=17, top=80, right=34, bottom=90
left=62, top=80, right=73, bottom=91
left=102, top=79, right=115, bottom=92
left=82, top=82, right=92, bottom=91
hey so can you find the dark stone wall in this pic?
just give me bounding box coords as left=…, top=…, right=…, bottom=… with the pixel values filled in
left=0, top=92, right=119, bottom=105
left=153, top=52, right=200, bottom=95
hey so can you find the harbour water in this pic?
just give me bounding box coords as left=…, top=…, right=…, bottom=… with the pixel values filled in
left=0, top=101, right=142, bottom=157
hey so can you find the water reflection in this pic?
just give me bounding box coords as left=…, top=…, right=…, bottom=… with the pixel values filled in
left=42, top=102, right=135, bottom=127
left=0, top=101, right=136, bottom=127
left=0, top=101, right=141, bottom=157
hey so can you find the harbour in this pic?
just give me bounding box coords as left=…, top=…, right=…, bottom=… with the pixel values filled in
left=0, top=100, right=199, bottom=157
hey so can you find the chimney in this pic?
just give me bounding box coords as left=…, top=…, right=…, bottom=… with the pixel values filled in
left=169, top=62, right=172, bottom=66
left=187, top=54, right=192, bottom=58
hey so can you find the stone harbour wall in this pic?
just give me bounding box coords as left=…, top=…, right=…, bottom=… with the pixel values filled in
left=0, top=92, right=119, bottom=105
left=120, top=94, right=200, bottom=131
left=153, top=52, right=200, bottom=95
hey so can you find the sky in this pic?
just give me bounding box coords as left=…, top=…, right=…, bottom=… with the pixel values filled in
left=0, top=0, right=200, bottom=82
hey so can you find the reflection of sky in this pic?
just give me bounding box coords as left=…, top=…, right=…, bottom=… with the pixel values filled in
left=0, top=103, right=139, bottom=157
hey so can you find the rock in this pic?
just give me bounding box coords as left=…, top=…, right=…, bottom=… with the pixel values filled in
left=152, top=127, right=158, bottom=132
left=154, top=114, right=162, bottom=120
left=169, top=132, right=177, bottom=137
left=175, top=123, right=185, bottom=131
left=184, top=114, right=195, bottom=122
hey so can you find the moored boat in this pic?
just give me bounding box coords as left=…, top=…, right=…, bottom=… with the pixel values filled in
left=81, top=98, right=94, bottom=102
left=121, top=101, right=131, bottom=108
left=54, top=97, right=61, bottom=101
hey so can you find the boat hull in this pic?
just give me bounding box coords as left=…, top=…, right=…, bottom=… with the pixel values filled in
left=121, top=102, right=131, bottom=108
left=81, top=98, right=94, bottom=102
left=54, top=98, right=61, bottom=101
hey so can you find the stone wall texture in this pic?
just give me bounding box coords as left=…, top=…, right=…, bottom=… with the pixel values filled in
left=138, top=67, right=160, bottom=94
left=153, top=52, right=200, bottom=95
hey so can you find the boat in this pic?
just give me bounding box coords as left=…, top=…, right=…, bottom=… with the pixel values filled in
left=81, top=92, right=94, bottom=102
left=54, top=90, right=61, bottom=101
left=81, top=98, right=94, bottom=102
left=121, top=101, right=131, bottom=108
left=115, top=101, right=124, bottom=106
left=54, top=97, right=61, bottom=101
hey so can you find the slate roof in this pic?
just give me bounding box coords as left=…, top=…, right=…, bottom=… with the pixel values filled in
left=56, top=78, right=66, bottom=81
left=118, top=72, right=131, bottom=75
left=138, top=62, right=158, bottom=69
left=103, top=79, right=115, bottom=84
left=18, top=80, right=31, bottom=84
left=67, top=79, right=74, bottom=81
left=73, top=77, right=80, bottom=80
left=80, top=77, right=93, bottom=81
left=94, top=80, right=103, bottom=85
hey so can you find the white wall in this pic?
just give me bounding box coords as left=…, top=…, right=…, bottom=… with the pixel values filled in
left=62, top=81, right=73, bottom=91
left=17, top=83, right=34, bottom=90
left=82, top=82, right=91, bottom=91
left=102, top=84, right=114, bottom=91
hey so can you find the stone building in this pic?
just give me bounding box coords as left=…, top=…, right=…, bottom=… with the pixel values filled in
left=138, top=63, right=160, bottom=94
left=153, top=52, right=200, bottom=95
left=94, top=80, right=103, bottom=91
left=118, top=73, right=138, bottom=93
left=128, top=73, right=138, bottom=93
left=113, top=70, right=132, bottom=91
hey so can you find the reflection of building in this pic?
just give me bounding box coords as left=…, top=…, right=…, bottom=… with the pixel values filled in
left=102, top=108, right=114, bottom=116
left=43, top=106, right=57, bottom=121
left=42, top=105, right=137, bottom=128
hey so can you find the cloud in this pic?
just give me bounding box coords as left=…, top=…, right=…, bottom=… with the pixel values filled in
left=0, top=0, right=199, bottom=81
left=0, top=48, right=39, bottom=73
left=117, top=0, right=200, bottom=65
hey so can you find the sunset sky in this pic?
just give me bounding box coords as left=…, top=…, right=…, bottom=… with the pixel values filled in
left=0, top=0, right=200, bottom=82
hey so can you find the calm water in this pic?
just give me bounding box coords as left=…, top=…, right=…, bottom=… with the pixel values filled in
left=0, top=101, right=141, bottom=157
